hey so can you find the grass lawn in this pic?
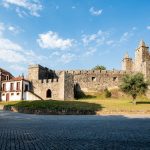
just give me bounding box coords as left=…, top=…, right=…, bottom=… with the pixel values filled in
left=79, top=97, right=150, bottom=114
left=0, top=97, right=150, bottom=114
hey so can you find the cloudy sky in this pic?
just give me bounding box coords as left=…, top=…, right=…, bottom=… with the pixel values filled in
left=0, top=0, right=150, bottom=76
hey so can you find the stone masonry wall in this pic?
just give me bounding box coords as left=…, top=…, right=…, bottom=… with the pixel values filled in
left=28, top=64, right=40, bottom=80
left=31, top=79, right=60, bottom=100
left=64, top=73, right=74, bottom=100
left=58, top=72, right=74, bottom=100
left=28, top=64, right=132, bottom=100
left=122, top=58, right=133, bottom=72
left=71, top=70, right=130, bottom=93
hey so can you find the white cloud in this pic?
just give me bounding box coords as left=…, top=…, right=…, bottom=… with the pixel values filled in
left=24, top=50, right=47, bottom=64
left=50, top=51, right=61, bottom=57
left=85, top=47, right=96, bottom=56
left=9, top=64, right=26, bottom=72
left=8, top=26, right=15, bottom=32
left=8, top=25, right=21, bottom=34
left=0, top=38, right=45, bottom=64
left=81, top=30, right=112, bottom=58
left=106, top=40, right=114, bottom=45
left=2, top=0, right=42, bottom=17
left=15, top=7, right=28, bottom=17
left=59, top=53, right=76, bottom=64
left=147, top=26, right=150, bottom=30
left=0, top=26, right=44, bottom=65
left=0, top=21, right=22, bottom=35
left=82, top=30, right=110, bottom=46
left=0, top=38, right=22, bottom=51
left=37, top=31, right=74, bottom=50
left=0, top=48, right=25, bottom=63
left=72, top=6, right=76, bottom=9
left=119, top=32, right=134, bottom=42
left=89, top=7, right=103, bottom=16
left=0, top=23, right=5, bottom=36
left=132, top=27, right=137, bottom=30
left=0, top=23, right=5, bottom=31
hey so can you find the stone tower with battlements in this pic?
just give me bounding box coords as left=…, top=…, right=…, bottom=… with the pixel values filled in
left=122, top=40, right=150, bottom=79
left=27, top=64, right=74, bottom=100
left=122, top=52, right=133, bottom=72
left=134, top=40, right=150, bottom=71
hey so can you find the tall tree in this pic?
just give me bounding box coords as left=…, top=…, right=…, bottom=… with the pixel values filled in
left=120, top=73, right=149, bottom=104
left=93, top=65, right=106, bottom=70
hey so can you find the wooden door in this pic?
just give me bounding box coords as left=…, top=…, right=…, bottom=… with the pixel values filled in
left=6, top=93, right=9, bottom=102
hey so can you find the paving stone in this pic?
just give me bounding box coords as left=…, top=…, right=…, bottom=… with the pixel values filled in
left=0, top=111, right=150, bottom=150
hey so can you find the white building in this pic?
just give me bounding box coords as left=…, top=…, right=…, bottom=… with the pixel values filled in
left=1, top=77, right=30, bottom=102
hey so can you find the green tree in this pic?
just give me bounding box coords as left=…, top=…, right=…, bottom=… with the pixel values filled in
left=120, top=73, right=149, bottom=104
left=93, top=65, right=106, bottom=70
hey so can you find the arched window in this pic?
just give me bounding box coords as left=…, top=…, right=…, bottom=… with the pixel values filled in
left=46, top=89, right=52, bottom=98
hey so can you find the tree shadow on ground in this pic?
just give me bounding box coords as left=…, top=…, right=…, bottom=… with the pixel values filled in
left=136, top=101, right=150, bottom=105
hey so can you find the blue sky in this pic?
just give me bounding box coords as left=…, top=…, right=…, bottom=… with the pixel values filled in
left=0, top=0, right=150, bottom=76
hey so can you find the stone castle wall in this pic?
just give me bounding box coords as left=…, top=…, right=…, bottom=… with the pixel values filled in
left=56, top=70, right=131, bottom=93
left=28, top=64, right=132, bottom=100
left=27, top=40, right=150, bottom=100
left=31, top=79, right=61, bottom=100
left=28, top=65, right=74, bottom=100
left=71, top=70, right=130, bottom=93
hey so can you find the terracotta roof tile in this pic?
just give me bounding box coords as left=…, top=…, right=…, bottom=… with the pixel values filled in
left=3, top=76, right=30, bottom=82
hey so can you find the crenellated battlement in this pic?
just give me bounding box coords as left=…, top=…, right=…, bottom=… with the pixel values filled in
left=56, top=69, right=132, bottom=75
left=38, top=78, right=59, bottom=84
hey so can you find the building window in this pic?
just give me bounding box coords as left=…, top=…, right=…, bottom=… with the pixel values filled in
left=10, top=83, right=14, bottom=91
left=24, top=84, right=29, bottom=92
left=92, top=77, right=96, bottom=81
left=11, top=93, right=14, bottom=96
left=16, top=82, right=20, bottom=91
left=113, top=77, right=117, bottom=81
left=2, top=84, right=6, bottom=91
left=2, top=93, right=5, bottom=96
left=46, top=89, right=52, bottom=98
left=6, top=75, right=9, bottom=81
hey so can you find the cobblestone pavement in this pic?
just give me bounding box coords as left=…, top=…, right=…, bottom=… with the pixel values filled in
left=0, top=111, right=150, bottom=150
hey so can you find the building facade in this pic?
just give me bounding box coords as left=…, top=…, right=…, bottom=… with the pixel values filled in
left=0, top=40, right=150, bottom=101
left=1, top=77, right=30, bottom=101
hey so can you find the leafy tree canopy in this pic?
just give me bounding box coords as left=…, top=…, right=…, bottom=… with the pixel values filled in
left=120, top=73, right=149, bottom=104
left=93, top=65, right=106, bottom=70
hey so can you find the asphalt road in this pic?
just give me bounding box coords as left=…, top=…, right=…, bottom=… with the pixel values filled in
left=0, top=110, right=150, bottom=150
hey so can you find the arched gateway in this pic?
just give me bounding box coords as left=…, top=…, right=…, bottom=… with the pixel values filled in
left=46, top=89, right=52, bottom=98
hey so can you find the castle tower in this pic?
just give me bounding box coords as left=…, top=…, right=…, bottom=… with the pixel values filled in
left=28, top=64, right=41, bottom=80
left=122, top=52, right=133, bottom=71
left=134, top=40, right=150, bottom=72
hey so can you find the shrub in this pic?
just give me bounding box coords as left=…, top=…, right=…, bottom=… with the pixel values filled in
left=104, top=88, right=111, bottom=98
left=7, top=100, right=102, bottom=115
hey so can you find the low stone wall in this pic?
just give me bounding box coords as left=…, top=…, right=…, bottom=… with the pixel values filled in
left=10, top=106, right=96, bottom=115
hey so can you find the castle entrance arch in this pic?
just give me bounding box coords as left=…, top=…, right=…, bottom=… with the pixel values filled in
left=46, top=89, right=52, bottom=98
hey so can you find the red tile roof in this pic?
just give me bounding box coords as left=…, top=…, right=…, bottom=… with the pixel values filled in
left=3, top=76, right=29, bottom=82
